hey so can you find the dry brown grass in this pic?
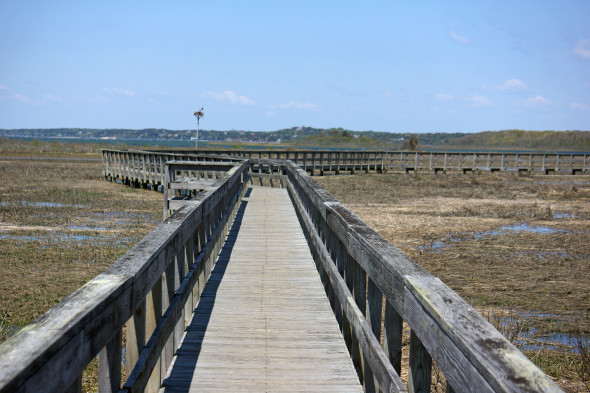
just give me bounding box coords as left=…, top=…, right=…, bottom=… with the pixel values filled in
left=0, top=146, right=162, bottom=392
left=317, top=171, right=590, bottom=392
left=0, top=156, right=162, bottom=344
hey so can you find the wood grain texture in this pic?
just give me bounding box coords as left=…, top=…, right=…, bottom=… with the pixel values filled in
left=161, top=187, right=362, bottom=392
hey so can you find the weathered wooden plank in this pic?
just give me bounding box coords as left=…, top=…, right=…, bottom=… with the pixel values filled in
left=98, top=329, right=122, bottom=393
left=404, top=276, right=562, bottom=392
left=383, top=300, right=403, bottom=375
left=122, top=181, right=246, bottom=392
left=161, top=187, right=362, bottom=392
left=408, top=330, right=432, bottom=393
left=287, top=181, right=406, bottom=393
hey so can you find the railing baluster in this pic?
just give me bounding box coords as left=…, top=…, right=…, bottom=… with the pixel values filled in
left=383, top=301, right=403, bottom=375
left=409, top=330, right=432, bottom=393
left=98, top=329, right=122, bottom=393
left=125, top=299, right=146, bottom=380
left=365, top=277, right=382, bottom=392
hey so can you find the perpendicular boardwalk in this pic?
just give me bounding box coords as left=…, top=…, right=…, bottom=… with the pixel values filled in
left=161, top=187, right=362, bottom=392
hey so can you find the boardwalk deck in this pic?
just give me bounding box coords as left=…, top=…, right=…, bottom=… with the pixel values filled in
left=161, top=187, right=362, bottom=392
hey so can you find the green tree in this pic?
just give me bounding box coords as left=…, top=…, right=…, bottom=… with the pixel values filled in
left=405, top=134, right=419, bottom=150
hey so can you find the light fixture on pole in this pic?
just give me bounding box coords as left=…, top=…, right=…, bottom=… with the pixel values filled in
left=193, top=108, right=204, bottom=150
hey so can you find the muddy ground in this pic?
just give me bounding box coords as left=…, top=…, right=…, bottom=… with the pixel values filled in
left=316, top=171, right=590, bottom=391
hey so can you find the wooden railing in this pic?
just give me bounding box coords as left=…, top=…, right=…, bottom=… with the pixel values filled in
left=283, top=160, right=563, bottom=392
left=101, top=149, right=245, bottom=190
left=0, top=161, right=248, bottom=393
left=162, top=160, right=244, bottom=218
left=102, top=149, right=589, bottom=186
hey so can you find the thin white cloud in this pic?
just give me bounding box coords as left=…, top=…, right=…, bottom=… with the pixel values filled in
left=103, top=87, right=136, bottom=96
left=448, top=30, right=471, bottom=45
left=501, top=79, right=526, bottom=90
left=571, top=102, right=590, bottom=111
left=435, top=93, right=491, bottom=106
left=482, top=79, right=527, bottom=92
left=0, top=84, right=8, bottom=91
left=524, top=95, right=551, bottom=105
left=574, top=39, right=590, bottom=59
left=203, top=90, right=254, bottom=105
left=464, top=95, right=492, bottom=106
left=14, top=93, right=28, bottom=102
left=435, top=93, right=454, bottom=101
left=45, top=94, right=62, bottom=102
left=268, top=101, right=318, bottom=111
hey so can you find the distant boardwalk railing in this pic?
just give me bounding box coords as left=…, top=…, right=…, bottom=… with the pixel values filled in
left=0, top=154, right=564, bottom=392
left=101, top=149, right=588, bottom=189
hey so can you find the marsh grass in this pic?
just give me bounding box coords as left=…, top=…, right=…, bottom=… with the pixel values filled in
left=0, top=147, right=161, bottom=392
left=0, top=148, right=161, bottom=338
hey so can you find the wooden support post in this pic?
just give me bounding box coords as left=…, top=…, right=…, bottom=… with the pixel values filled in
left=145, top=278, right=163, bottom=392
left=98, top=329, right=122, bottom=393
left=365, top=278, right=382, bottom=392
left=408, top=330, right=432, bottom=393
left=125, top=300, right=146, bottom=383
left=383, top=301, right=403, bottom=375
left=352, top=260, right=367, bottom=383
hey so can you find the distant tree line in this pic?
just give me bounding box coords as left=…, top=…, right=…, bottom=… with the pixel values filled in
left=449, top=130, right=590, bottom=150
left=1, top=127, right=588, bottom=149
left=0, top=127, right=467, bottom=145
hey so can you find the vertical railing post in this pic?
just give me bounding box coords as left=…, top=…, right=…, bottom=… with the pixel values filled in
left=352, top=259, right=367, bottom=384
left=383, top=301, right=403, bottom=375
left=408, top=330, right=432, bottom=393
left=125, top=299, right=146, bottom=385
left=98, top=330, right=122, bottom=393
left=365, top=278, right=382, bottom=392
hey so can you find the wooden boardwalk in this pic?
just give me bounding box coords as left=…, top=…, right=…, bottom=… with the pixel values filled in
left=161, top=187, right=362, bottom=392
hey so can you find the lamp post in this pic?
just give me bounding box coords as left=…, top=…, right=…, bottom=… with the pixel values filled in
left=193, top=108, right=204, bottom=150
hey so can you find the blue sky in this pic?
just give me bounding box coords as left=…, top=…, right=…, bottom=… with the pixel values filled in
left=1, top=1, right=589, bottom=133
